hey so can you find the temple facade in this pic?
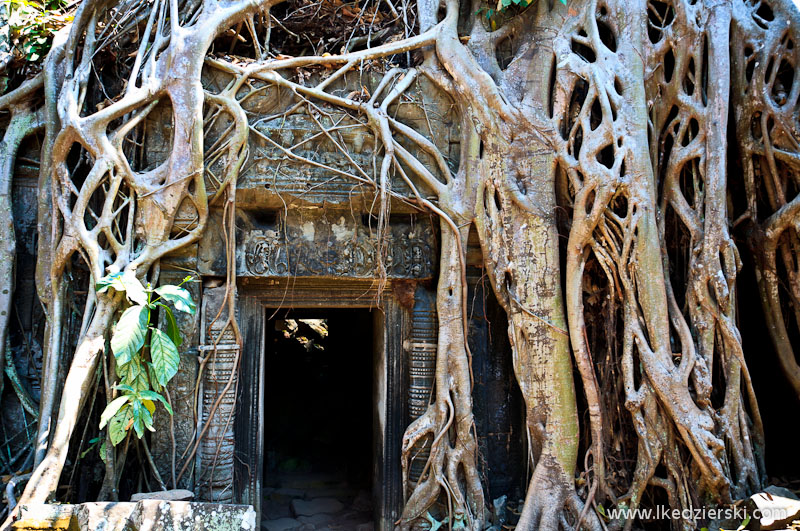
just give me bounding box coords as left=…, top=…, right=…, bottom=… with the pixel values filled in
left=7, top=69, right=525, bottom=531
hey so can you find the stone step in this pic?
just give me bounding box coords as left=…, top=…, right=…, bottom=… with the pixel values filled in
left=262, top=517, right=310, bottom=531
left=291, top=498, right=345, bottom=517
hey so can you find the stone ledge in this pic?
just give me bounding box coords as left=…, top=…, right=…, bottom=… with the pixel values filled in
left=12, top=501, right=256, bottom=531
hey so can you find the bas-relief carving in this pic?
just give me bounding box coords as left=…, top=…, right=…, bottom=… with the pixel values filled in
left=222, top=72, right=458, bottom=210
left=238, top=211, right=436, bottom=279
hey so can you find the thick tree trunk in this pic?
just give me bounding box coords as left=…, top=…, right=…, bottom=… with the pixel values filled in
left=0, top=107, right=40, bottom=388
left=17, top=297, right=118, bottom=503
left=475, top=135, right=579, bottom=528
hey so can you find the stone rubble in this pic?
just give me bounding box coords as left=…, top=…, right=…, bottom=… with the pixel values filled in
left=262, top=474, right=373, bottom=531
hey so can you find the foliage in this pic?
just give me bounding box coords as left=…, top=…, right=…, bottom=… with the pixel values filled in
left=5, top=0, right=72, bottom=62
left=96, top=273, right=196, bottom=446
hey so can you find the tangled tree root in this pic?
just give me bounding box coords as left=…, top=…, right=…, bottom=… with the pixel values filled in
left=0, top=0, right=782, bottom=527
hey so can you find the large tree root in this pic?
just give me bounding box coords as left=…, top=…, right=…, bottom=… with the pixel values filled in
left=731, top=0, right=800, bottom=400
left=399, top=225, right=484, bottom=530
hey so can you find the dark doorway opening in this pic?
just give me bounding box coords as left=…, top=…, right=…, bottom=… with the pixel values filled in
left=262, top=308, right=375, bottom=528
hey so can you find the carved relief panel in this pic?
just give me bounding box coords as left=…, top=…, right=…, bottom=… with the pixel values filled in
left=236, top=209, right=436, bottom=279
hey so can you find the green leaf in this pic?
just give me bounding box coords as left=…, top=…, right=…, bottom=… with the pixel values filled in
left=108, top=406, right=132, bottom=446
left=99, top=395, right=130, bottom=429
left=150, top=328, right=180, bottom=387
left=147, top=362, right=162, bottom=393
left=155, top=285, right=196, bottom=315
left=131, top=399, right=145, bottom=438
left=111, top=305, right=149, bottom=365
left=130, top=366, right=150, bottom=391
left=141, top=404, right=155, bottom=432
left=138, top=390, right=174, bottom=415
left=158, top=303, right=182, bottom=347
left=80, top=439, right=99, bottom=459
left=96, top=272, right=123, bottom=293
left=120, top=271, right=147, bottom=306
left=96, top=271, right=147, bottom=305
left=114, top=383, right=136, bottom=394
left=736, top=516, right=751, bottom=531
left=121, top=358, right=150, bottom=391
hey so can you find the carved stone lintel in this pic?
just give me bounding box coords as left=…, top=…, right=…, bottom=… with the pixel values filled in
left=239, top=210, right=436, bottom=279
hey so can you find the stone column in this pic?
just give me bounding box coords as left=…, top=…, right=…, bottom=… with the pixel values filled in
left=196, top=285, right=239, bottom=503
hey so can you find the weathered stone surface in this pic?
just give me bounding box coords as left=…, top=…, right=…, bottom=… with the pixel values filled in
left=12, top=501, right=256, bottom=530
left=233, top=209, right=435, bottom=279
left=209, top=72, right=457, bottom=211
left=128, top=500, right=256, bottom=530
left=11, top=504, right=76, bottom=531
left=261, top=517, right=305, bottom=531
left=263, top=487, right=307, bottom=506
left=291, top=498, right=344, bottom=517
left=196, top=285, right=239, bottom=503
left=130, top=489, right=194, bottom=502
left=73, top=502, right=136, bottom=530
left=297, top=514, right=334, bottom=527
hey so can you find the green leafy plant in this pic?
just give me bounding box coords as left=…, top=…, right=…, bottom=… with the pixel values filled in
left=5, top=0, right=72, bottom=62
left=96, top=272, right=196, bottom=446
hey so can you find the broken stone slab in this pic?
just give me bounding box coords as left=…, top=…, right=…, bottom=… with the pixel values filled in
left=130, top=489, right=194, bottom=502
left=747, top=486, right=800, bottom=530
left=291, top=498, right=344, bottom=517
left=763, top=485, right=799, bottom=500
left=11, top=504, right=76, bottom=531
left=130, top=500, right=256, bottom=530
left=261, top=517, right=310, bottom=531
left=492, top=495, right=508, bottom=527
left=74, top=502, right=137, bottom=530
left=12, top=501, right=256, bottom=530
left=265, top=487, right=307, bottom=504
left=297, top=513, right=334, bottom=527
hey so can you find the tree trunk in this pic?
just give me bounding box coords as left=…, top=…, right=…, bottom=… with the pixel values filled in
left=17, top=297, right=117, bottom=503
left=475, top=133, right=580, bottom=528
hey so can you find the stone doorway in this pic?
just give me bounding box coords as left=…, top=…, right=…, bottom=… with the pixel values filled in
left=233, top=278, right=409, bottom=531
left=261, top=309, right=375, bottom=531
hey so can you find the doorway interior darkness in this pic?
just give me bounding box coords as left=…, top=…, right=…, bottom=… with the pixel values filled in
left=262, top=309, right=375, bottom=525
